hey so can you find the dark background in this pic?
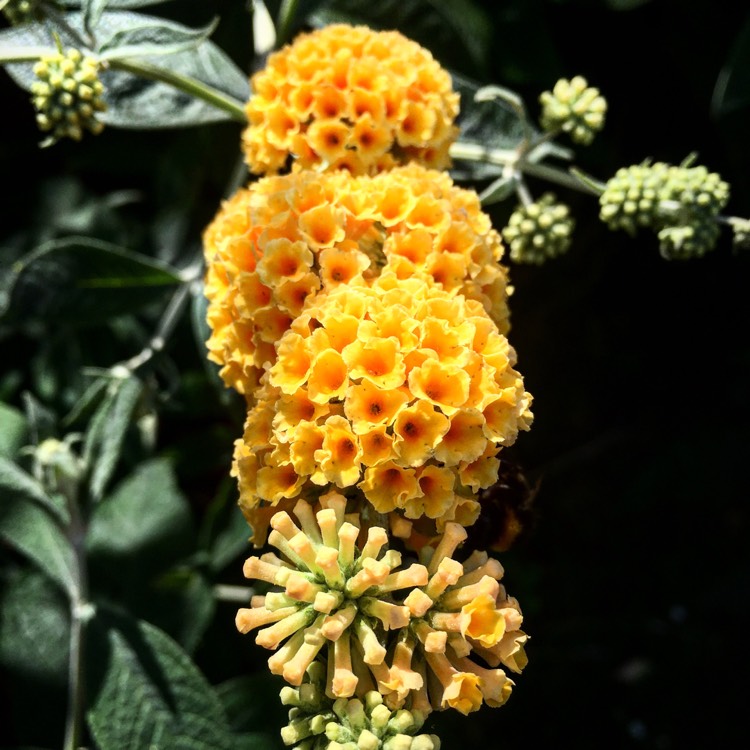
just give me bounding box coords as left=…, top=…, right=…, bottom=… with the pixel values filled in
left=1, top=1, right=749, bottom=748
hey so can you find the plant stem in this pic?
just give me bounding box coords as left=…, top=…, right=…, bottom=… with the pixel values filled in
left=214, top=584, right=255, bottom=603
left=109, top=59, right=248, bottom=124
left=450, top=139, right=603, bottom=197
left=63, top=477, right=89, bottom=750
left=521, top=160, right=602, bottom=196
left=0, top=47, right=54, bottom=63
left=121, top=271, right=200, bottom=373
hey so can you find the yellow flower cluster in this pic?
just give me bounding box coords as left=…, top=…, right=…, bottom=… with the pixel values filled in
left=237, top=503, right=527, bottom=717
left=204, top=23, right=534, bottom=738
left=232, top=274, right=532, bottom=539
left=204, top=165, right=511, bottom=396
left=242, top=24, right=459, bottom=176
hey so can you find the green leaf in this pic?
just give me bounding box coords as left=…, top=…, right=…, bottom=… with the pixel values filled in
left=0, top=455, right=68, bottom=523
left=1, top=237, right=182, bottom=325
left=0, top=567, right=70, bottom=685
left=0, top=11, right=250, bottom=128
left=151, top=568, right=216, bottom=653
left=61, top=377, right=109, bottom=429
left=98, top=16, right=220, bottom=60
left=0, top=478, right=76, bottom=595
left=198, top=477, right=251, bottom=574
left=0, top=402, right=27, bottom=459
left=22, top=392, right=57, bottom=445
left=87, top=457, right=192, bottom=565
left=713, top=15, right=750, bottom=117
left=83, top=374, right=144, bottom=502
left=83, top=0, right=112, bottom=33
left=216, top=674, right=286, bottom=736
left=87, top=615, right=236, bottom=750
left=479, top=174, right=519, bottom=206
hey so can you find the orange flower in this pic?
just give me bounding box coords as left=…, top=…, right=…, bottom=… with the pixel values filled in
left=242, top=24, right=459, bottom=175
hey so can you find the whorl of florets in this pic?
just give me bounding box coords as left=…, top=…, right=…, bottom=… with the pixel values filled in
left=31, top=48, right=106, bottom=145
left=539, top=75, right=606, bottom=145
left=502, top=193, right=575, bottom=264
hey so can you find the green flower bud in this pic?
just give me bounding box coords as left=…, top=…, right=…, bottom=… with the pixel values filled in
left=598, top=162, right=671, bottom=234
left=2, top=0, right=45, bottom=25
left=729, top=217, right=750, bottom=252
left=657, top=216, right=720, bottom=260
left=281, top=689, right=439, bottom=750
left=31, top=47, right=107, bottom=146
left=539, top=75, right=607, bottom=145
left=502, top=193, right=575, bottom=264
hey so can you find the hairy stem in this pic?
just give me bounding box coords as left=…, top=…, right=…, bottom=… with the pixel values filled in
left=63, top=478, right=89, bottom=750
left=109, top=59, right=248, bottom=124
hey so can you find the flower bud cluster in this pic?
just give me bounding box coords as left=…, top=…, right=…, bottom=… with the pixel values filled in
left=242, top=24, right=459, bottom=175
left=280, top=665, right=439, bottom=750
left=31, top=48, right=106, bottom=145
left=502, top=193, right=575, bottom=264
left=539, top=75, right=606, bottom=145
left=237, top=502, right=527, bottom=718
left=599, top=161, right=730, bottom=258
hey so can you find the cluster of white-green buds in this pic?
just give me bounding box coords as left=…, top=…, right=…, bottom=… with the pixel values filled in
left=539, top=75, right=607, bottom=145
left=599, top=160, right=730, bottom=258
left=1, top=0, right=44, bottom=25
left=281, top=667, right=440, bottom=750
left=502, top=193, right=575, bottom=264
left=31, top=48, right=107, bottom=146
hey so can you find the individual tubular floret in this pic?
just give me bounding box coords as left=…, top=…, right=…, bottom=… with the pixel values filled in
left=203, top=165, right=512, bottom=396
left=402, top=523, right=528, bottom=715
left=539, top=75, right=606, bottom=145
left=242, top=24, right=459, bottom=176
left=236, top=497, right=431, bottom=697
left=502, top=193, right=574, bottom=264
left=232, top=274, right=533, bottom=541
left=30, top=47, right=106, bottom=146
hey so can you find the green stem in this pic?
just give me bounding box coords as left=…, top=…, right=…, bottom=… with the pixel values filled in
left=521, top=161, right=602, bottom=196
left=450, top=140, right=602, bottom=197
left=62, top=476, right=89, bottom=750
left=109, top=59, right=248, bottom=124
left=0, top=47, right=54, bottom=63
left=120, top=272, right=200, bottom=373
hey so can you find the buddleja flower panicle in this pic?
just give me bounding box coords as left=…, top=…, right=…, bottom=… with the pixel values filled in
left=203, top=165, right=512, bottom=396
left=31, top=48, right=106, bottom=145
left=232, top=274, right=532, bottom=542
left=242, top=24, right=459, bottom=176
